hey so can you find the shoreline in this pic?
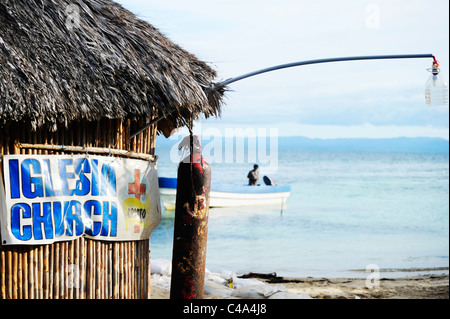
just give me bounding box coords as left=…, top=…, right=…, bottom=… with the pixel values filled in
left=261, top=274, right=449, bottom=299
left=240, top=267, right=450, bottom=280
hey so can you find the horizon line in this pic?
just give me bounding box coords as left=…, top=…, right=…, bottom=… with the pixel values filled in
left=162, top=122, right=449, bottom=141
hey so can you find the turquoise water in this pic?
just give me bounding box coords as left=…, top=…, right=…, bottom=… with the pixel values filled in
left=151, top=140, right=449, bottom=278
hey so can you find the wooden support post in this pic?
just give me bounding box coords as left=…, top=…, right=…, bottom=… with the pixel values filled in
left=170, top=136, right=211, bottom=299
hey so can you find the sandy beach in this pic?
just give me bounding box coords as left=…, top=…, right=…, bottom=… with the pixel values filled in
left=261, top=274, right=449, bottom=299
left=150, top=273, right=449, bottom=299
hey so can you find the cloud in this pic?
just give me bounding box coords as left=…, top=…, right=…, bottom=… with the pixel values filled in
left=116, top=0, right=449, bottom=138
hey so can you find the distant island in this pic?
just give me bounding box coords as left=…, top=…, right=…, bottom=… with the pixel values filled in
left=157, top=135, right=449, bottom=154
left=277, top=136, right=449, bottom=153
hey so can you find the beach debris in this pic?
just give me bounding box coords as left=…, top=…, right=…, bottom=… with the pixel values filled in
left=239, top=272, right=306, bottom=284
left=151, top=259, right=313, bottom=299
left=239, top=272, right=278, bottom=280
left=226, top=277, right=236, bottom=289
left=151, top=258, right=172, bottom=276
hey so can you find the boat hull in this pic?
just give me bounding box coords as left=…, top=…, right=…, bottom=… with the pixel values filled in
left=209, top=190, right=290, bottom=207
left=159, top=188, right=177, bottom=210
left=159, top=177, right=291, bottom=209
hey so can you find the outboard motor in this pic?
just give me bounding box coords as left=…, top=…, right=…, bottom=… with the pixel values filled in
left=263, top=175, right=275, bottom=186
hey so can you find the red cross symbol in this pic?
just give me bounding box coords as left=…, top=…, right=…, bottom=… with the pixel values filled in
left=128, top=169, right=146, bottom=200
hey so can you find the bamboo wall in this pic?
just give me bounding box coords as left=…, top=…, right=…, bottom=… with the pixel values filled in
left=0, top=118, right=157, bottom=299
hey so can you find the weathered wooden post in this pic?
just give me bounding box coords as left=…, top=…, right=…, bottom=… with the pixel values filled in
left=170, top=135, right=211, bottom=299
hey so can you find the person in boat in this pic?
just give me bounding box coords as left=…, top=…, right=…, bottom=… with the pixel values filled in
left=247, top=164, right=259, bottom=186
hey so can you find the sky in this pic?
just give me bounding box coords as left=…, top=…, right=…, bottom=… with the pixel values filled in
left=116, top=0, right=449, bottom=140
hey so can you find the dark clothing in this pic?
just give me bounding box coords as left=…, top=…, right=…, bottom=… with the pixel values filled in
left=247, top=169, right=259, bottom=186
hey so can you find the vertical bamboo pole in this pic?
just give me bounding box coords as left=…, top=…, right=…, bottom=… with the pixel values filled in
left=121, top=243, right=125, bottom=299
left=68, top=240, right=74, bottom=299
left=43, top=246, right=49, bottom=299
left=106, top=242, right=110, bottom=299
left=17, top=247, right=22, bottom=299
left=123, top=240, right=127, bottom=300
left=60, top=242, right=66, bottom=299
left=28, top=248, right=34, bottom=299
left=12, top=248, right=18, bottom=299
left=79, top=237, right=86, bottom=299
left=87, top=239, right=93, bottom=299
left=107, top=242, right=111, bottom=299
left=54, top=242, right=60, bottom=299
left=7, top=249, right=12, bottom=299
left=49, top=244, right=54, bottom=299
left=80, top=121, right=86, bottom=148
left=38, top=246, right=43, bottom=298
left=101, top=242, right=106, bottom=299
left=128, top=242, right=133, bottom=298
left=23, top=249, right=28, bottom=299
left=95, top=241, right=100, bottom=299
left=74, top=238, right=79, bottom=299
left=1, top=243, right=5, bottom=299
left=136, top=241, right=141, bottom=299
left=113, top=243, right=119, bottom=299
left=130, top=242, right=134, bottom=299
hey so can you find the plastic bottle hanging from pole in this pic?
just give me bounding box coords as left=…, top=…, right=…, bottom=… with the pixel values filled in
left=425, top=59, right=449, bottom=106
left=178, top=135, right=202, bottom=164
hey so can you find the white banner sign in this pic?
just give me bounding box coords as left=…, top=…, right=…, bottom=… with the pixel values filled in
left=0, top=154, right=161, bottom=245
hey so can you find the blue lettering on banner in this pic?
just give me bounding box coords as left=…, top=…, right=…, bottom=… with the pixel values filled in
left=22, top=159, right=44, bottom=199
left=32, top=202, right=53, bottom=240
left=43, top=159, right=62, bottom=197
left=91, top=159, right=100, bottom=196
left=84, top=200, right=102, bottom=237
left=11, top=203, right=32, bottom=241
left=75, top=158, right=91, bottom=196
left=59, top=159, right=76, bottom=196
left=101, top=201, right=117, bottom=237
left=3, top=157, right=120, bottom=243
left=9, top=159, right=21, bottom=199
left=64, top=200, right=84, bottom=237
left=101, top=163, right=116, bottom=196
left=53, top=201, right=65, bottom=237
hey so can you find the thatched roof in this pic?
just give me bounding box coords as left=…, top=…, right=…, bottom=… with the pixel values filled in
left=0, top=0, right=224, bottom=134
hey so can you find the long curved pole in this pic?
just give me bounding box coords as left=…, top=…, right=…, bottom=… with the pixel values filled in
left=217, top=54, right=435, bottom=87
left=131, top=54, right=435, bottom=139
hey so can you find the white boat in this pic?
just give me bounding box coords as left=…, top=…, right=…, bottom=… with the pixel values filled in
left=159, top=177, right=291, bottom=210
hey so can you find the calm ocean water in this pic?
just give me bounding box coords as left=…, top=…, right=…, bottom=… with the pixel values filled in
left=151, top=138, right=449, bottom=278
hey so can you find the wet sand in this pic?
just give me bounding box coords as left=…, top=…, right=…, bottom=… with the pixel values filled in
left=261, top=274, right=449, bottom=299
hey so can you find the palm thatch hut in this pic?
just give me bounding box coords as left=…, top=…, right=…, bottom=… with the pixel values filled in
left=0, top=0, right=224, bottom=299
